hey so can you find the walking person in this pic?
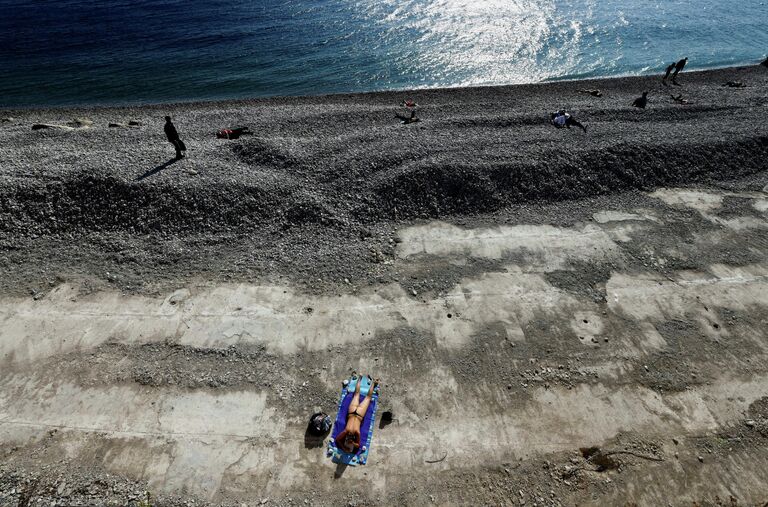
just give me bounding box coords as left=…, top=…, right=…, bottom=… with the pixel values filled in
left=671, top=57, right=688, bottom=86
left=164, top=116, right=186, bottom=159
left=662, top=62, right=676, bottom=85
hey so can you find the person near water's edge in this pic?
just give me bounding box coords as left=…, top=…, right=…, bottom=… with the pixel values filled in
left=672, top=57, right=688, bottom=85
left=164, top=116, right=186, bottom=159
left=663, top=62, right=676, bottom=84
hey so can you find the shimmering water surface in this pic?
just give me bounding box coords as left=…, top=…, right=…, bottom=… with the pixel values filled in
left=1, top=0, right=766, bottom=107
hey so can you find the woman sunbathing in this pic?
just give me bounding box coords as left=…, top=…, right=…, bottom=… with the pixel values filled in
left=335, top=374, right=379, bottom=453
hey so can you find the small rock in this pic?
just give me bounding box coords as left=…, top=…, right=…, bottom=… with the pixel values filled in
left=697, top=456, right=704, bottom=463
left=672, top=438, right=679, bottom=445
left=745, top=420, right=756, bottom=428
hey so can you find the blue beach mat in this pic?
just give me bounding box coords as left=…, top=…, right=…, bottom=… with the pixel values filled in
left=327, top=375, right=380, bottom=466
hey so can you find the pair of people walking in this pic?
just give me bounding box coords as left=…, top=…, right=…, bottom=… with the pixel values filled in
left=663, top=57, right=688, bottom=86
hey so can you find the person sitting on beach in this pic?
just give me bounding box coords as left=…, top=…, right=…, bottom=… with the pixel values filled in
left=395, top=109, right=420, bottom=124
left=401, top=99, right=418, bottom=109
left=578, top=89, right=603, bottom=97
left=550, top=110, right=587, bottom=133
left=662, top=62, right=676, bottom=84
left=164, top=116, right=186, bottom=159
left=335, top=375, right=379, bottom=454
left=671, top=57, right=688, bottom=85
left=632, top=91, right=648, bottom=109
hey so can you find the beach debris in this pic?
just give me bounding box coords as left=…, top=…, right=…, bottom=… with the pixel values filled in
left=425, top=452, right=447, bottom=463
left=578, top=89, right=603, bottom=97
left=670, top=94, right=689, bottom=105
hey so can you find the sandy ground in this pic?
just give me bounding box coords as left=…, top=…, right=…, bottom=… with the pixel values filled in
left=1, top=65, right=768, bottom=506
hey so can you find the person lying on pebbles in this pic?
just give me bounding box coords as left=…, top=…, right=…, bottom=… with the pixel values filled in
left=109, top=120, right=143, bottom=127
left=722, top=81, right=747, bottom=88
left=32, top=118, right=93, bottom=130
left=577, top=89, right=603, bottom=97
left=550, top=110, right=587, bottom=133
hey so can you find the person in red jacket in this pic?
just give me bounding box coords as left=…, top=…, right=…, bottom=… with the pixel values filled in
left=335, top=375, right=379, bottom=453
left=164, top=116, right=186, bottom=159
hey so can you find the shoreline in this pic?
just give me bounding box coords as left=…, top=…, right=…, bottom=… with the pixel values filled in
left=1, top=62, right=768, bottom=506
left=2, top=62, right=764, bottom=113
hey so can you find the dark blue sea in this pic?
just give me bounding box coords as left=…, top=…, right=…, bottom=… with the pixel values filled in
left=1, top=0, right=767, bottom=107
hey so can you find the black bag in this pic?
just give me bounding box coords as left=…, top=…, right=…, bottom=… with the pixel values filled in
left=308, top=412, right=332, bottom=436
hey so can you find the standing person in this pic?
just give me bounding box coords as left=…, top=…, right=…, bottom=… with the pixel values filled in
left=662, top=62, right=676, bottom=84
left=164, top=116, right=186, bottom=159
left=671, top=57, right=688, bottom=85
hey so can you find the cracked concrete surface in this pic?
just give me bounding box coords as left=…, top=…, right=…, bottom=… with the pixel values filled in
left=2, top=186, right=768, bottom=505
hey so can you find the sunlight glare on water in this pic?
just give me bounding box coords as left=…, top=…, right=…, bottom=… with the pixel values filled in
left=0, top=0, right=766, bottom=106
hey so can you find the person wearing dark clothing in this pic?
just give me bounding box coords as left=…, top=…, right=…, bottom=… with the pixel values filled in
left=550, top=110, right=587, bottom=133
left=762, top=56, right=768, bottom=67
left=164, top=116, right=185, bottom=159
left=395, top=109, right=420, bottom=124
left=671, top=57, right=688, bottom=85
left=663, top=62, right=676, bottom=84
left=632, top=91, right=648, bottom=109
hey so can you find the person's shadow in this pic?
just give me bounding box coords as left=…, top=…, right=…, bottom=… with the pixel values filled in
left=334, top=463, right=348, bottom=479
left=137, top=158, right=180, bottom=181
